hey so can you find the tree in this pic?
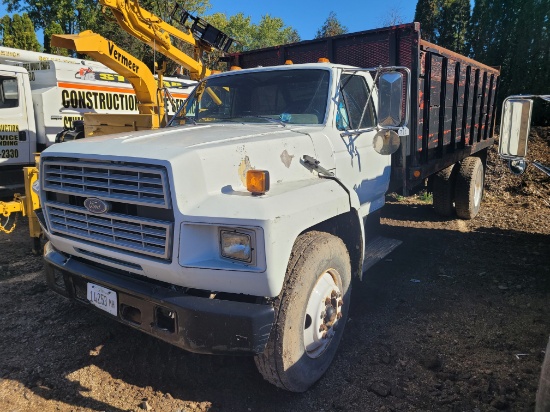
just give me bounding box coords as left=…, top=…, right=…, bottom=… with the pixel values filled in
left=45, top=22, right=68, bottom=55
left=2, top=0, right=100, bottom=46
left=438, top=0, right=470, bottom=53
left=382, top=6, right=405, bottom=27
left=0, top=13, right=41, bottom=51
left=201, top=12, right=300, bottom=70
left=315, top=11, right=348, bottom=39
left=466, top=0, right=550, bottom=123
left=415, top=0, right=439, bottom=42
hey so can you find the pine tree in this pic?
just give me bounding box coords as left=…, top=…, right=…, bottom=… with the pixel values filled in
left=415, top=0, right=439, bottom=42
left=0, top=13, right=40, bottom=51
left=438, top=0, right=470, bottom=53
left=314, top=12, right=348, bottom=39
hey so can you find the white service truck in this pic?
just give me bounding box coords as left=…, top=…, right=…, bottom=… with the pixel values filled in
left=0, top=46, right=195, bottom=190
left=36, top=24, right=500, bottom=391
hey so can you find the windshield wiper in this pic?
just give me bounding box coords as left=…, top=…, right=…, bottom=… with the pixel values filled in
left=241, top=115, right=287, bottom=127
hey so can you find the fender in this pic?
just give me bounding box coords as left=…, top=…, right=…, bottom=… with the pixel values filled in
left=179, top=177, right=356, bottom=297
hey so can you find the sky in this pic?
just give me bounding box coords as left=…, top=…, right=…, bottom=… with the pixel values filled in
left=206, top=0, right=418, bottom=40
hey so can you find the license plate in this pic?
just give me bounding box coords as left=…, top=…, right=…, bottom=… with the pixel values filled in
left=87, top=283, right=118, bottom=316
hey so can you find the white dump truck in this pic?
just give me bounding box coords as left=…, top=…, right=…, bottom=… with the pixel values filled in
left=37, top=24, right=500, bottom=391
left=0, top=46, right=195, bottom=189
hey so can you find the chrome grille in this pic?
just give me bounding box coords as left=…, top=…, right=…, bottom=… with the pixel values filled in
left=45, top=202, right=172, bottom=259
left=43, top=160, right=170, bottom=208
left=41, top=158, right=173, bottom=260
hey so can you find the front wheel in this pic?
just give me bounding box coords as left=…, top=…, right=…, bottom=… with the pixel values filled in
left=255, top=231, right=352, bottom=392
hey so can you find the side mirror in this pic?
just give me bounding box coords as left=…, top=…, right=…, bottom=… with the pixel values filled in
left=499, top=98, right=532, bottom=159
left=378, top=72, right=403, bottom=127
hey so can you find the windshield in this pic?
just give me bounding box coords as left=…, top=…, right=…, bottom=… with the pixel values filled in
left=168, top=69, right=330, bottom=126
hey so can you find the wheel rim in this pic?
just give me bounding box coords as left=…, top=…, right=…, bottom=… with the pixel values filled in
left=303, top=269, right=343, bottom=359
left=473, top=166, right=483, bottom=208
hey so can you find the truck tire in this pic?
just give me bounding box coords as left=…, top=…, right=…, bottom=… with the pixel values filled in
left=455, top=156, right=484, bottom=219
left=255, top=231, right=351, bottom=392
left=536, top=337, right=550, bottom=411
left=432, top=164, right=457, bottom=217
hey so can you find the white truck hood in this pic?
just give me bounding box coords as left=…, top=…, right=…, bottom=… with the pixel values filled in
left=41, top=123, right=328, bottom=214
left=42, top=123, right=319, bottom=161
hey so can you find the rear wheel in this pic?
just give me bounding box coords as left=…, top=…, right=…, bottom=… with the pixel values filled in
left=255, top=231, right=351, bottom=392
left=432, top=163, right=457, bottom=217
left=455, top=156, right=484, bottom=219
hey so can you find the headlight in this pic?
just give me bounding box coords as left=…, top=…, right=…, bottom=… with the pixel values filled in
left=220, top=229, right=253, bottom=263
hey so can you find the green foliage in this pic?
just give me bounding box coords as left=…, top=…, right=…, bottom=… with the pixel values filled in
left=415, top=0, right=470, bottom=52
left=467, top=0, right=550, bottom=123
left=315, top=11, right=348, bottom=39
left=44, top=22, right=68, bottom=55
left=202, top=12, right=300, bottom=71
left=205, top=12, right=299, bottom=52
left=415, top=0, right=439, bottom=42
left=0, top=13, right=41, bottom=51
left=2, top=0, right=100, bottom=46
left=418, top=191, right=433, bottom=203
left=437, top=0, right=470, bottom=54
left=416, top=0, right=549, bottom=123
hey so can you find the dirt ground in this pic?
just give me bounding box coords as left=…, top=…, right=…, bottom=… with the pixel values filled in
left=1, top=129, right=549, bottom=412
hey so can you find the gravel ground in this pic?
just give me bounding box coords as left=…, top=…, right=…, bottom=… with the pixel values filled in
left=0, top=129, right=549, bottom=411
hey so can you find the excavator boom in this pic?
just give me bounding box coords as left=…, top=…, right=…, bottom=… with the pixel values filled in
left=99, top=0, right=233, bottom=80
left=51, top=30, right=164, bottom=126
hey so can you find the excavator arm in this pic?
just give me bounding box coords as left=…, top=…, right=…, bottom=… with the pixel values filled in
left=51, top=30, right=166, bottom=127
left=99, top=0, right=233, bottom=80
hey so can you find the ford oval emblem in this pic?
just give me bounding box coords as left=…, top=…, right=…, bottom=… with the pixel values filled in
left=84, top=197, right=111, bottom=214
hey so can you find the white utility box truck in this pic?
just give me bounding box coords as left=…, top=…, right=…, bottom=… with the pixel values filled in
left=36, top=24, right=500, bottom=391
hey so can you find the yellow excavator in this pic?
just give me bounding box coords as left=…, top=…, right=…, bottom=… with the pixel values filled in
left=99, top=0, right=233, bottom=80
left=51, top=31, right=173, bottom=134
left=50, top=1, right=233, bottom=135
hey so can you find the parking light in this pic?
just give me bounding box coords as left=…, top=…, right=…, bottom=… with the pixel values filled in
left=246, top=170, right=270, bottom=195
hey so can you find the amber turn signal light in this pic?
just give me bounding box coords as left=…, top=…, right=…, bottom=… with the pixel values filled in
left=246, top=170, right=270, bottom=195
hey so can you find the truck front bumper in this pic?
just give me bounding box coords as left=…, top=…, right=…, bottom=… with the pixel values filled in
left=43, top=242, right=275, bottom=355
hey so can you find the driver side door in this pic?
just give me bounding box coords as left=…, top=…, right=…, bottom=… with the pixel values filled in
left=331, top=71, right=391, bottom=217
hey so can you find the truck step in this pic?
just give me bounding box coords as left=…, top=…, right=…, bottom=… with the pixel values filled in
left=363, top=236, right=402, bottom=272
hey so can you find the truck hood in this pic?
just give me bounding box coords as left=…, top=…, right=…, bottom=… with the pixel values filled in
left=41, top=123, right=328, bottom=214
left=42, top=123, right=320, bottom=161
